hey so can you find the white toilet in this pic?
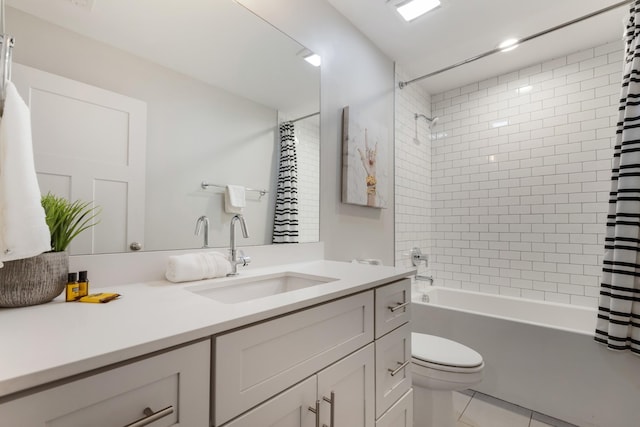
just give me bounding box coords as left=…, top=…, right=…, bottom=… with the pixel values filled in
left=411, top=332, right=484, bottom=427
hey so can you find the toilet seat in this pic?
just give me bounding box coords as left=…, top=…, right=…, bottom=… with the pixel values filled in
left=412, top=333, right=483, bottom=370
left=411, top=333, right=485, bottom=426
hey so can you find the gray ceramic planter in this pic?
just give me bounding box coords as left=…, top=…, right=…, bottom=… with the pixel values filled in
left=0, top=252, right=68, bottom=308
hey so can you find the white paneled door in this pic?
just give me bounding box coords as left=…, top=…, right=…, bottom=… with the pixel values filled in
left=12, top=63, right=147, bottom=254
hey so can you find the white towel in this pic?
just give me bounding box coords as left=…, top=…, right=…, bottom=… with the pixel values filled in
left=0, top=82, right=51, bottom=267
left=225, top=185, right=246, bottom=214
left=165, top=251, right=232, bottom=283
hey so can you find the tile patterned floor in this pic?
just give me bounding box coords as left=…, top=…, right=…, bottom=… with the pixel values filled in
left=453, top=390, right=578, bottom=427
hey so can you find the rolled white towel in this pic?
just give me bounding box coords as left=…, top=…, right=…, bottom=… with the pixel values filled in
left=165, top=251, right=232, bottom=283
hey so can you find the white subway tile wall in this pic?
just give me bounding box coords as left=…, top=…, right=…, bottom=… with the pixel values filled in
left=395, top=69, right=432, bottom=274
left=295, top=116, right=320, bottom=243
left=423, top=40, right=621, bottom=307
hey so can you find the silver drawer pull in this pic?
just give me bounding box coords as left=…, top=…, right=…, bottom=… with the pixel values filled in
left=322, top=391, right=335, bottom=427
left=308, top=400, right=320, bottom=427
left=124, top=405, right=174, bottom=427
left=388, top=301, right=409, bottom=312
left=388, top=360, right=410, bottom=377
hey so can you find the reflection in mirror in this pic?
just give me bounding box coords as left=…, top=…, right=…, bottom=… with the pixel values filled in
left=6, top=0, right=320, bottom=255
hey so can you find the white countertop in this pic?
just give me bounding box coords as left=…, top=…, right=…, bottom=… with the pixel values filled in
left=0, top=260, right=413, bottom=399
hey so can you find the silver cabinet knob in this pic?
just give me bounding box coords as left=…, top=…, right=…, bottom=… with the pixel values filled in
left=129, top=242, right=142, bottom=251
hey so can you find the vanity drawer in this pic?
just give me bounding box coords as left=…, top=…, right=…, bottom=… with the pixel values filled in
left=375, top=322, right=412, bottom=418
left=375, top=389, right=413, bottom=427
left=375, top=278, right=411, bottom=338
left=214, top=291, right=374, bottom=426
left=0, top=340, right=210, bottom=427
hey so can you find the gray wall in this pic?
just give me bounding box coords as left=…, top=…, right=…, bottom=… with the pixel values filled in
left=241, top=0, right=396, bottom=265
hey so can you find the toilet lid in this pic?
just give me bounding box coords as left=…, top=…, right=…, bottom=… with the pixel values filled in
left=412, top=333, right=483, bottom=368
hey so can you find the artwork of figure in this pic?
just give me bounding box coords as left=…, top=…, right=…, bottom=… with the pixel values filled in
left=341, top=106, right=387, bottom=208
left=357, top=129, right=377, bottom=207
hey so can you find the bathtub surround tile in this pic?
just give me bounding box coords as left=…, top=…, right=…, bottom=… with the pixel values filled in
left=422, top=40, right=620, bottom=308
left=394, top=67, right=432, bottom=272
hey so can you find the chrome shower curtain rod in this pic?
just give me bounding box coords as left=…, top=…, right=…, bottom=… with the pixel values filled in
left=398, top=0, right=633, bottom=89
left=287, top=111, right=320, bottom=124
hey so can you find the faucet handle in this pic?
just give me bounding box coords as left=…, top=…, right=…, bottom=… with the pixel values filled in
left=237, top=250, right=251, bottom=267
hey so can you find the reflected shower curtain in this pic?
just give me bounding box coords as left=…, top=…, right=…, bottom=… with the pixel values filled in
left=595, top=1, right=640, bottom=355
left=272, top=122, right=299, bottom=243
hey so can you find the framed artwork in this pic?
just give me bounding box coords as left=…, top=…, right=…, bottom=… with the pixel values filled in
left=341, top=105, right=388, bottom=208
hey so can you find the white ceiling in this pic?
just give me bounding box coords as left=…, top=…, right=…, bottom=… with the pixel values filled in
left=5, top=0, right=629, bottom=101
left=326, top=0, right=628, bottom=93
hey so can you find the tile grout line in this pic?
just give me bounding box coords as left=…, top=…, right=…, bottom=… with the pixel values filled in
left=458, top=390, right=477, bottom=421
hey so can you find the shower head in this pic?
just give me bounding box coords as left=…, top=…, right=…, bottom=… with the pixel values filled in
left=415, top=113, right=439, bottom=130
left=413, top=113, right=439, bottom=144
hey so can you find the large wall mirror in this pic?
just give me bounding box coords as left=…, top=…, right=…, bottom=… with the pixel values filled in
left=6, top=0, right=320, bottom=255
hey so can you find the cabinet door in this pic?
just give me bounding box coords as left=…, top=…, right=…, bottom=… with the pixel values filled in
left=223, top=376, right=318, bottom=427
left=0, top=341, right=209, bottom=427
left=318, top=343, right=375, bottom=427
left=375, top=390, right=413, bottom=427
left=375, top=323, right=412, bottom=418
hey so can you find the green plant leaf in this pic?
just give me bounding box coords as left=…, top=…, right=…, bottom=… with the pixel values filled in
left=41, top=193, right=101, bottom=252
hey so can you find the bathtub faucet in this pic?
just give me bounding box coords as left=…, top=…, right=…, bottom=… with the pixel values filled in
left=416, top=274, right=434, bottom=286
left=411, top=247, right=433, bottom=285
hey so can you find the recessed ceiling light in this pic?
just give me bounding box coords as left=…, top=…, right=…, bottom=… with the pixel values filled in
left=67, top=0, right=96, bottom=11
left=498, top=38, right=519, bottom=52
left=396, top=0, right=441, bottom=22
left=304, top=53, right=321, bottom=67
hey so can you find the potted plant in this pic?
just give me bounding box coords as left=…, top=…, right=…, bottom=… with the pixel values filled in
left=41, top=193, right=101, bottom=253
left=0, top=193, right=100, bottom=308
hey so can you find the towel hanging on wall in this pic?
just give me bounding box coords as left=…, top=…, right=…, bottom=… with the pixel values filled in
left=595, top=0, right=640, bottom=355
left=225, top=185, right=246, bottom=214
left=0, top=82, right=51, bottom=266
left=272, top=122, right=299, bottom=243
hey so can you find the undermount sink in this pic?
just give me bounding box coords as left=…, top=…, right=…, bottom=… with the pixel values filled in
left=188, top=272, right=338, bottom=304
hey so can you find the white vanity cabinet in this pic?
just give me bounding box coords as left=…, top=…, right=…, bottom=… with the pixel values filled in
left=214, top=277, right=412, bottom=427
left=0, top=340, right=210, bottom=426
left=0, top=270, right=413, bottom=427
left=214, top=291, right=374, bottom=425
left=224, top=344, right=375, bottom=427
left=374, top=279, right=412, bottom=423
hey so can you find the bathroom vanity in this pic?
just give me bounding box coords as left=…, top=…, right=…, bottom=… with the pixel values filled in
left=0, top=260, right=413, bottom=426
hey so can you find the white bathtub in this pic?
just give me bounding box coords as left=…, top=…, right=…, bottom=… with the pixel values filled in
left=412, top=287, right=640, bottom=427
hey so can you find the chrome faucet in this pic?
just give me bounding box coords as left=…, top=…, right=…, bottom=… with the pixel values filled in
left=411, top=247, right=433, bottom=284
left=228, top=214, right=251, bottom=276
left=194, top=215, right=210, bottom=248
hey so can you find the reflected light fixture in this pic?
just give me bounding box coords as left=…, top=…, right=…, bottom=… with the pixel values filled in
left=517, top=85, right=532, bottom=94
left=304, top=53, right=321, bottom=67
left=499, top=38, right=519, bottom=52
left=396, top=0, right=441, bottom=22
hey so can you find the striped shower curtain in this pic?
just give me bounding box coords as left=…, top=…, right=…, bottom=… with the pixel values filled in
left=272, top=122, right=299, bottom=243
left=595, top=1, right=640, bottom=355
